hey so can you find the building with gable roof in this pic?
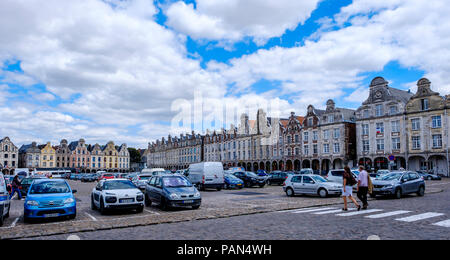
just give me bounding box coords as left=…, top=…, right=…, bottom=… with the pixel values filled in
left=0, top=137, right=19, bottom=174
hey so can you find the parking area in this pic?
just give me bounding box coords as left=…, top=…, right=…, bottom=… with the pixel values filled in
left=1, top=178, right=449, bottom=239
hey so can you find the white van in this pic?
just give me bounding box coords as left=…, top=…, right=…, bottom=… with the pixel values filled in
left=187, top=162, right=225, bottom=191
left=141, top=168, right=166, bottom=176
left=0, top=173, right=11, bottom=226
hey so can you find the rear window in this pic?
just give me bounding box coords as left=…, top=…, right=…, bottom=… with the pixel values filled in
left=331, top=170, right=344, bottom=177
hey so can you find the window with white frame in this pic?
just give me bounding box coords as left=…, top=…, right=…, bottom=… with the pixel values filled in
left=304, top=145, right=309, bottom=156
left=313, top=131, right=318, bottom=141
left=411, top=118, right=420, bottom=131
left=389, top=106, right=398, bottom=115
left=392, top=138, right=401, bottom=150
left=376, top=122, right=384, bottom=134
left=432, top=116, right=442, bottom=128
left=323, top=130, right=329, bottom=140
left=313, top=144, right=318, bottom=154
left=333, top=128, right=340, bottom=139
left=391, top=120, right=400, bottom=133
left=362, top=124, right=369, bottom=135
left=375, top=104, right=383, bottom=117
left=432, top=134, right=442, bottom=148
left=303, top=132, right=309, bottom=142
left=412, top=136, right=421, bottom=150
left=363, top=109, right=370, bottom=118
left=333, top=143, right=340, bottom=154
left=376, top=139, right=385, bottom=151
left=323, top=144, right=330, bottom=154
left=363, top=140, right=370, bottom=152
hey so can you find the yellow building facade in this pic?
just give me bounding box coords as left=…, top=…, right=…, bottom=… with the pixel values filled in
left=39, top=142, right=56, bottom=168
left=102, top=141, right=118, bottom=170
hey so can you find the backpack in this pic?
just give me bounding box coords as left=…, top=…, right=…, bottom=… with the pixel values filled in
left=345, top=172, right=357, bottom=186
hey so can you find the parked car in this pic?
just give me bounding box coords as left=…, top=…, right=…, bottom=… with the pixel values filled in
left=145, top=174, right=201, bottom=210
left=224, top=174, right=244, bottom=189
left=24, top=179, right=77, bottom=222
left=256, top=170, right=268, bottom=177
left=98, top=173, right=115, bottom=181
left=298, top=168, right=314, bottom=175
left=186, top=162, right=225, bottom=191
left=132, top=174, right=153, bottom=191
left=377, top=170, right=391, bottom=175
left=266, top=172, right=289, bottom=186
left=141, top=168, right=166, bottom=176
left=283, top=174, right=343, bottom=198
left=20, top=176, right=47, bottom=197
left=417, top=171, right=442, bottom=181
left=371, top=172, right=426, bottom=199
left=81, top=174, right=98, bottom=182
left=233, top=172, right=266, bottom=188
left=91, top=179, right=144, bottom=215
left=0, top=173, right=11, bottom=226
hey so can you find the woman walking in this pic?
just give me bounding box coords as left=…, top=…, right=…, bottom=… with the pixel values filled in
left=342, top=166, right=361, bottom=211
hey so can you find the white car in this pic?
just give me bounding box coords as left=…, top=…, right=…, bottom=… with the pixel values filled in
left=91, top=179, right=144, bottom=215
left=132, top=174, right=153, bottom=191
left=0, top=173, right=11, bottom=226
left=283, top=174, right=343, bottom=198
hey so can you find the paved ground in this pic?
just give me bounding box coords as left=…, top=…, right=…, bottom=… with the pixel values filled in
left=27, top=179, right=450, bottom=240
left=1, top=178, right=448, bottom=240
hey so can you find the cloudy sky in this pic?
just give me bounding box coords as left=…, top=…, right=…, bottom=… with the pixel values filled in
left=1, top=0, right=449, bottom=148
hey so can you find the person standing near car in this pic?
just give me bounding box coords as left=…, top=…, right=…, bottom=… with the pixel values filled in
left=357, top=166, right=369, bottom=210
left=9, top=175, right=23, bottom=200
left=342, top=166, right=361, bottom=211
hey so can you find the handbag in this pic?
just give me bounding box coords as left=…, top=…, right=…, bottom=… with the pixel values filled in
left=367, top=175, right=374, bottom=194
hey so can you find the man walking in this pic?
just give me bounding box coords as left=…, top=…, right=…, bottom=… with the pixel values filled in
left=9, top=175, right=23, bottom=200
left=357, top=166, right=369, bottom=210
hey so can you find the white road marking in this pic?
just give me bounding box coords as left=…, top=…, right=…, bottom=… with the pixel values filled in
left=313, top=208, right=356, bottom=215
left=432, top=219, right=450, bottom=228
left=9, top=217, right=20, bottom=228
left=396, top=213, right=445, bottom=222
left=291, top=207, right=337, bottom=214
left=144, top=209, right=160, bottom=215
left=336, top=209, right=383, bottom=217
left=85, top=213, right=97, bottom=221
left=365, top=211, right=411, bottom=219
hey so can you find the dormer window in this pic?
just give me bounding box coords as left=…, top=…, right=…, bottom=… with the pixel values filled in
left=389, top=106, right=398, bottom=115
left=328, top=115, right=334, bottom=123
left=375, top=104, right=383, bottom=117
left=421, top=99, right=429, bottom=111
left=308, top=118, right=313, bottom=126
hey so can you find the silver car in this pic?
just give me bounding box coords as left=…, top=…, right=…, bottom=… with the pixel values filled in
left=132, top=174, right=153, bottom=191
left=283, top=174, right=343, bottom=198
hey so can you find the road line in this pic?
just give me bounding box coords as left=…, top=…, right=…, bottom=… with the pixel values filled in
left=9, top=217, right=20, bottom=228
left=144, top=209, right=160, bottom=215
left=291, top=207, right=337, bottom=214
left=396, top=213, right=445, bottom=222
left=85, top=213, right=98, bottom=221
left=432, top=219, right=450, bottom=228
left=365, top=211, right=411, bottom=219
left=336, top=209, right=383, bottom=217
left=313, top=208, right=356, bottom=215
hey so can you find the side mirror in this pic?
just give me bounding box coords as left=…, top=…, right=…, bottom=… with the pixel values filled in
left=72, top=190, right=77, bottom=194
left=401, top=178, right=408, bottom=183
left=96, top=187, right=102, bottom=191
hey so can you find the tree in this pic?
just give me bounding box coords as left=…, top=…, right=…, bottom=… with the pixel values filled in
left=128, top=148, right=141, bottom=163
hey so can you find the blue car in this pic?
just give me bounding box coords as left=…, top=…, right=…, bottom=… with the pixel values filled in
left=224, top=174, right=244, bottom=189
left=24, top=179, right=77, bottom=222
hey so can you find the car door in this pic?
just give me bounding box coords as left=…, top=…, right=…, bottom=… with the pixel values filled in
left=301, top=176, right=317, bottom=194
left=93, top=181, right=103, bottom=207
left=399, top=173, right=413, bottom=194
left=291, top=176, right=303, bottom=193
left=408, top=172, right=421, bottom=193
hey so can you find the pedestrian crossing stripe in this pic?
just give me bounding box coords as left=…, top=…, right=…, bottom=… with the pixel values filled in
left=336, top=209, right=383, bottom=217
left=313, top=208, right=356, bottom=215
left=365, top=211, right=411, bottom=219
left=291, top=207, right=337, bottom=214
left=396, top=213, right=445, bottom=222
left=433, top=220, right=450, bottom=228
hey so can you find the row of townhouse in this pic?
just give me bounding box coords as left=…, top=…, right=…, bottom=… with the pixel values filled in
left=17, top=139, right=130, bottom=173
left=0, top=137, right=19, bottom=171
left=147, top=77, right=449, bottom=176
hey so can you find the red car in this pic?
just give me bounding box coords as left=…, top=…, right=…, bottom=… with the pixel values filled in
left=99, top=173, right=115, bottom=181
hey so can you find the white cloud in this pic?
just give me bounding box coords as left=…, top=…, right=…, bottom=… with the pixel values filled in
left=165, top=0, right=321, bottom=45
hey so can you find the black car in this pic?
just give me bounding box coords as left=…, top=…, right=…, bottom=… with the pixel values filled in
left=233, top=172, right=266, bottom=188
left=81, top=174, right=98, bottom=182
left=417, top=171, right=442, bottom=181
left=20, top=177, right=45, bottom=197
left=266, top=172, right=289, bottom=185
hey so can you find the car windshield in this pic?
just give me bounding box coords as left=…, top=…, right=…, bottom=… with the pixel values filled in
left=311, top=176, right=328, bottom=183
left=163, top=177, right=192, bottom=188
left=21, top=178, right=36, bottom=185
left=246, top=172, right=258, bottom=178
left=380, top=173, right=403, bottom=181
left=104, top=180, right=136, bottom=190
left=29, top=181, right=70, bottom=194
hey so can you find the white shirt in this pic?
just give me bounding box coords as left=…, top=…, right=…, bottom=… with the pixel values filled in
left=358, top=170, right=369, bottom=187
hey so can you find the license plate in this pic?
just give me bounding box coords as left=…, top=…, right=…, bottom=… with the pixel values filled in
left=45, top=213, right=59, bottom=218
left=120, top=199, right=134, bottom=203
left=183, top=200, right=194, bottom=204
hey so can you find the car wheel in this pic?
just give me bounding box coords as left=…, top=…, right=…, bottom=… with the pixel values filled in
left=136, top=205, right=144, bottom=213
left=369, top=193, right=376, bottom=199
left=0, top=214, right=4, bottom=227
left=69, top=213, right=76, bottom=220
left=217, top=187, right=222, bottom=191
left=160, top=198, right=169, bottom=211
left=318, top=188, right=328, bottom=198
left=99, top=198, right=107, bottom=215
left=91, top=196, right=97, bottom=210
left=417, top=186, right=425, bottom=197
left=267, top=180, right=271, bottom=186
left=192, top=205, right=200, bottom=210
left=427, top=177, right=432, bottom=181
left=145, top=194, right=152, bottom=207
left=286, top=188, right=294, bottom=197
left=395, top=188, right=402, bottom=199
left=259, top=184, right=265, bottom=188
left=5, top=205, right=10, bottom=219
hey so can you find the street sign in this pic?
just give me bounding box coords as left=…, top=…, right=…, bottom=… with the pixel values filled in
left=389, top=155, right=395, bottom=161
